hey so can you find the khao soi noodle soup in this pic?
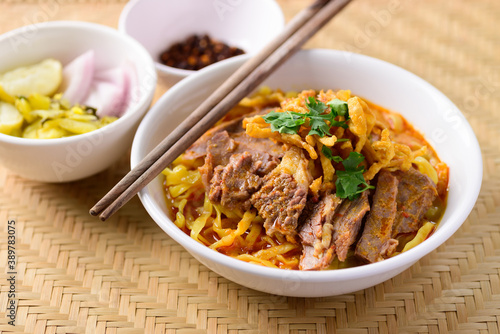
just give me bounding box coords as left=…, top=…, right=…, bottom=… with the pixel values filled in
left=162, top=87, right=449, bottom=270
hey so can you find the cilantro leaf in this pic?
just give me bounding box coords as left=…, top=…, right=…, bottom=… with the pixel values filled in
left=321, top=146, right=334, bottom=160
left=308, top=116, right=331, bottom=137
left=327, top=99, right=350, bottom=119
left=332, top=155, right=343, bottom=163
left=341, top=151, right=365, bottom=172
left=322, top=146, right=343, bottom=162
left=336, top=171, right=372, bottom=200
left=305, top=97, right=350, bottom=135
left=305, top=96, right=328, bottom=116
left=334, top=152, right=374, bottom=200
left=263, top=96, right=350, bottom=137
left=305, top=97, right=337, bottom=136
left=330, top=120, right=349, bottom=129
left=326, top=99, right=350, bottom=128
left=262, top=110, right=305, bottom=134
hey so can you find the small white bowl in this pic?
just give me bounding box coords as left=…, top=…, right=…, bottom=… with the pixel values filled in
left=0, top=21, right=157, bottom=182
left=131, top=49, right=482, bottom=297
left=119, top=0, right=285, bottom=85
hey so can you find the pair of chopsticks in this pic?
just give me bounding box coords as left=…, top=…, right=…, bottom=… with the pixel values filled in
left=90, top=0, right=352, bottom=221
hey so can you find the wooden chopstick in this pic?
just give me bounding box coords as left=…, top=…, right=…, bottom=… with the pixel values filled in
left=91, top=0, right=352, bottom=221
left=90, top=0, right=330, bottom=217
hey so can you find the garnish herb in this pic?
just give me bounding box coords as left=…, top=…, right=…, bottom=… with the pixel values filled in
left=263, top=97, right=350, bottom=137
left=334, top=152, right=374, bottom=200
left=264, top=95, right=370, bottom=200
left=327, top=99, right=349, bottom=119
left=321, top=146, right=342, bottom=162
left=321, top=146, right=334, bottom=160
left=263, top=110, right=305, bottom=134
left=304, top=97, right=332, bottom=137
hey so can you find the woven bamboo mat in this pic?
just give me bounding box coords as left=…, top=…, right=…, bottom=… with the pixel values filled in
left=0, top=0, right=499, bottom=333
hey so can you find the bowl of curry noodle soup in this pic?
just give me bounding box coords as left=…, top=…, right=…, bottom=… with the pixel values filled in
left=131, top=49, right=482, bottom=297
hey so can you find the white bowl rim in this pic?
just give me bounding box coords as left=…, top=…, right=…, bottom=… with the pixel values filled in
left=132, top=49, right=483, bottom=283
left=0, top=20, right=157, bottom=147
left=118, top=0, right=285, bottom=77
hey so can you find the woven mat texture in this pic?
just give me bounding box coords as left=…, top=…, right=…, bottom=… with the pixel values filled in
left=0, top=0, right=499, bottom=333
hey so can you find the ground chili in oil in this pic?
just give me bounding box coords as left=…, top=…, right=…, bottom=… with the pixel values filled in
left=159, top=34, right=245, bottom=71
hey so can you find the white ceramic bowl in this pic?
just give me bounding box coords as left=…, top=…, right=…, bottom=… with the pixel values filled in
left=131, top=49, right=482, bottom=297
left=0, top=21, right=156, bottom=182
left=119, top=0, right=284, bottom=85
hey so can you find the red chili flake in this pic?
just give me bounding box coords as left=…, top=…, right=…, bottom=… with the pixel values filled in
left=159, top=34, right=245, bottom=71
